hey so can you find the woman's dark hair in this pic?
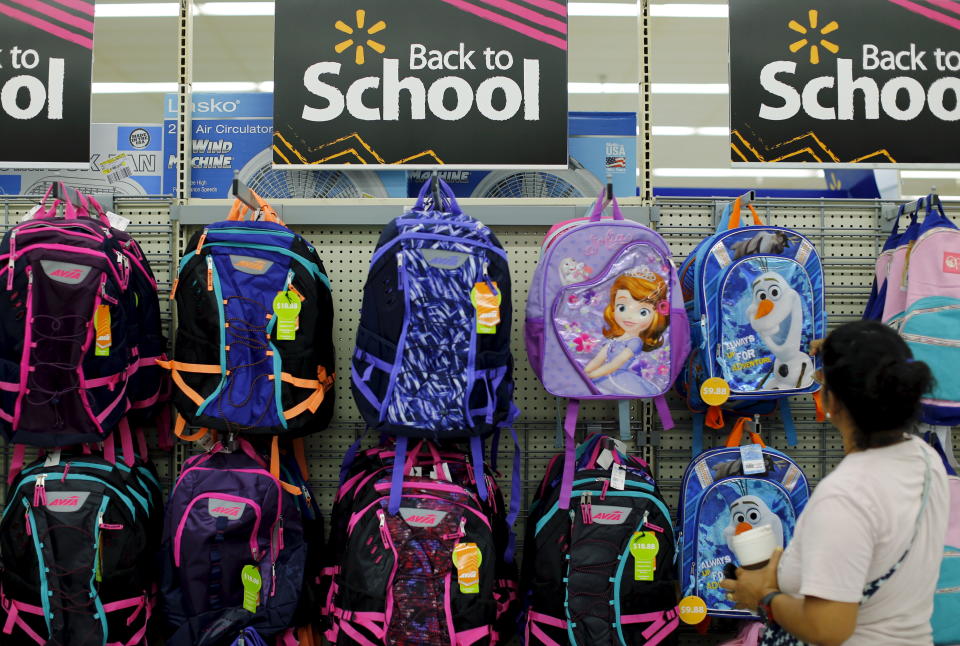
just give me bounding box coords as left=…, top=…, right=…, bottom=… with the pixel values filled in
left=822, top=320, right=933, bottom=449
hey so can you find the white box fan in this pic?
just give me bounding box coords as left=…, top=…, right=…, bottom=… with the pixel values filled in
left=238, top=149, right=390, bottom=199
left=470, top=157, right=601, bottom=198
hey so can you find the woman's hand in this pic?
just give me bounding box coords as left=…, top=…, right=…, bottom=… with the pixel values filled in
left=719, top=548, right=783, bottom=612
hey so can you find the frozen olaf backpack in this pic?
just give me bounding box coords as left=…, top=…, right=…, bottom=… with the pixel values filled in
left=525, top=195, right=689, bottom=509
left=678, top=198, right=826, bottom=454
left=677, top=420, right=809, bottom=618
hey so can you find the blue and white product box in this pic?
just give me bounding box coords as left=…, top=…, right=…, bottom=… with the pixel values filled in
left=163, top=93, right=407, bottom=199
left=405, top=112, right=637, bottom=198
left=0, top=124, right=164, bottom=196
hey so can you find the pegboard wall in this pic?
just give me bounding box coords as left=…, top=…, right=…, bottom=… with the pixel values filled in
left=1, top=195, right=958, bottom=540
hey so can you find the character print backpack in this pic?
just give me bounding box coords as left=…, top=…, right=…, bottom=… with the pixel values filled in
left=350, top=177, right=518, bottom=512
left=0, top=452, right=161, bottom=646
left=322, top=438, right=520, bottom=646
left=160, top=438, right=308, bottom=646
left=525, top=193, right=689, bottom=509
left=677, top=420, right=809, bottom=618
left=164, top=191, right=335, bottom=466
left=522, top=433, right=679, bottom=646
left=678, top=197, right=826, bottom=454
left=894, top=196, right=960, bottom=426
left=0, top=185, right=140, bottom=447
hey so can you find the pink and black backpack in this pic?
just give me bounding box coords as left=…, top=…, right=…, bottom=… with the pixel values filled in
left=525, top=195, right=690, bottom=508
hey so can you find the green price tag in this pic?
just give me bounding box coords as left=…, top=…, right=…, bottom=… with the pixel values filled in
left=241, top=565, right=262, bottom=613
left=273, top=291, right=302, bottom=341
left=629, top=532, right=659, bottom=581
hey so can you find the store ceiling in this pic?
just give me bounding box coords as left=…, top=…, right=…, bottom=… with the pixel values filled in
left=87, top=0, right=953, bottom=196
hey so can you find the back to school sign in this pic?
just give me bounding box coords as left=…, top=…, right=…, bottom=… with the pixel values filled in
left=273, top=0, right=569, bottom=168
left=0, top=0, right=93, bottom=167
left=730, top=0, right=960, bottom=166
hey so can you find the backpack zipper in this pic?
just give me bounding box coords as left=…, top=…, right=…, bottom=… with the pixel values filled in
left=206, top=255, right=214, bottom=291
left=6, top=230, right=15, bottom=289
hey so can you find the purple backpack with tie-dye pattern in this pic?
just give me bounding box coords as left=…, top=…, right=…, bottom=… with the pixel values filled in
left=351, top=178, right=519, bottom=516
left=525, top=195, right=689, bottom=509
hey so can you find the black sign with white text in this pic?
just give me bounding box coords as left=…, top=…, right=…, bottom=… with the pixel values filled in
left=730, top=0, right=960, bottom=166
left=273, top=0, right=568, bottom=168
left=0, top=0, right=93, bottom=166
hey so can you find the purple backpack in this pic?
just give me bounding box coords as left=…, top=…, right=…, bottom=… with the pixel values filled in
left=0, top=186, right=134, bottom=447
left=160, top=440, right=307, bottom=646
left=525, top=196, right=689, bottom=508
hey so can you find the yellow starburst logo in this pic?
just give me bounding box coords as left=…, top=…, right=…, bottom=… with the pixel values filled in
left=788, top=9, right=839, bottom=64
left=335, top=10, right=386, bottom=65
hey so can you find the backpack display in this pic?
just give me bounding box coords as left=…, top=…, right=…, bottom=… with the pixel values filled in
left=0, top=453, right=160, bottom=646
left=677, top=422, right=809, bottom=618
left=323, top=439, right=520, bottom=646
left=163, top=192, right=335, bottom=441
left=350, top=178, right=518, bottom=511
left=160, top=439, right=308, bottom=646
left=678, top=197, right=826, bottom=453
left=525, top=194, right=689, bottom=509
left=522, top=433, right=679, bottom=646
left=894, top=196, right=960, bottom=425
left=0, top=187, right=135, bottom=446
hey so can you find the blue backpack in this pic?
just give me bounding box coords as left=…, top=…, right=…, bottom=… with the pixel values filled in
left=350, top=178, right=520, bottom=515
left=678, top=197, right=826, bottom=454
left=677, top=422, right=809, bottom=618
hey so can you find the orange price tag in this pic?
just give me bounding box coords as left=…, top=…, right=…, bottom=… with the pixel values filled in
left=95, top=305, right=111, bottom=356
left=678, top=596, right=708, bottom=625
left=471, top=282, right=501, bottom=334
left=452, top=542, right=482, bottom=594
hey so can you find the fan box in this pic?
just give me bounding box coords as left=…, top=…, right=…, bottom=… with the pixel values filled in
left=161, top=93, right=408, bottom=199
left=0, top=124, right=164, bottom=197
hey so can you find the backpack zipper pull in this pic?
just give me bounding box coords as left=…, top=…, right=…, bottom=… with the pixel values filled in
left=396, top=253, right=404, bottom=289
left=206, top=255, right=213, bottom=291
left=6, top=230, right=16, bottom=290
left=482, top=260, right=498, bottom=297
left=33, top=474, right=47, bottom=507
left=600, top=478, right=610, bottom=501
left=24, top=511, right=31, bottom=536
left=699, top=315, right=707, bottom=350
left=580, top=492, right=590, bottom=524
left=196, top=227, right=208, bottom=253
left=271, top=561, right=277, bottom=597
left=377, top=509, right=391, bottom=547
left=284, top=269, right=294, bottom=291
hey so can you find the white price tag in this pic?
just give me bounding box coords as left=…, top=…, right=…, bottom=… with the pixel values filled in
left=21, top=204, right=42, bottom=222
left=44, top=448, right=61, bottom=467
left=429, top=463, right=452, bottom=481
left=740, top=444, right=766, bottom=475
left=106, top=211, right=131, bottom=231
left=409, top=466, right=423, bottom=477
left=610, top=463, right=626, bottom=490
left=596, top=449, right=614, bottom=470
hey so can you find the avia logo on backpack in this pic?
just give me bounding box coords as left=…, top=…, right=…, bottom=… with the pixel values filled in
left=41, top=260, right=91, bottom=285
left=399, top=507, right=447, bottom=528
left=590, top=506, right=631, bottom=525
left=45, top=491, right=90, bottom=511
left=207, top=498, right=247, bottom=519
left=52, top=269, right=82, bottom=279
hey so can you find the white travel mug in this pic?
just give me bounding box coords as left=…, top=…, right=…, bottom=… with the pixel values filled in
left=730, top=524, right=778, bottom=570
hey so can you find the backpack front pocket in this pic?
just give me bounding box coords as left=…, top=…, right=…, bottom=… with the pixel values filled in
left=901, top=297, right=960, bottom=406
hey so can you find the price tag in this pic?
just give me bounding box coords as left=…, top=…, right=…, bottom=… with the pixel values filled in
left=740, top=444, right=766, bottom=475
left=471, top=282, right=501, bottom=334
left=700, top=377, right=731, bottom=406
left=273, top=291, right=302, bottom=341
left=409, top=467, right=423, bottom=477
left=95, top=305, right=111, bottom=356
left=452, top=543, right=482, bottom=594
left=21, top=204, right=42, bottom=223
left=596, top=448, right=614, bottom=470
left=629, top=532, right=659, bottom=581
left=106, top=211, right=131, bottom=231
left=44, top=449, right=61, bottom=467
left=241, top=565, right=262, bottom=613
left=101, top=153, right=133, bottom=184
left=610, top=463, right=626, bottom=490
left=678, top=596, right=708, bottom=625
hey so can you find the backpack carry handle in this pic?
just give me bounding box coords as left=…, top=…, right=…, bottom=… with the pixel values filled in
left=77, top=192, right=113, bottom=227
left=725, top=417, right=766, bottom=448
left=588, top=191, right=625, bottom=222
left=227, top=189, right=284, bottom=225
left=412, top=176, right=462, bottom=215
left=725, top=196, right=763, bottom=231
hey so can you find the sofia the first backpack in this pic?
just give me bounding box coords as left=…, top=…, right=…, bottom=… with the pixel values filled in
left=525, top=195, right=689, bottom=509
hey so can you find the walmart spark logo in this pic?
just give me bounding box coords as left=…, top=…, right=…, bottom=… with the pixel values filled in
left=788, top=9, right=839, bottom=65
left=334, top=10, right=386, bottom=65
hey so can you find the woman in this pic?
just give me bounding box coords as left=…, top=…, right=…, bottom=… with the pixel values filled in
left=722, top=320, right=950, bottom=646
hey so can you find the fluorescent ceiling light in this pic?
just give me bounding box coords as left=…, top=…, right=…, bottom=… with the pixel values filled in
left=92, top=82, right=177, bottom=93
left=194, top=81, right=260, bottom=91
left=197, top=2, right=274, bottom=16
left=651, top=126, right=730, bottom=136
left=652, top=83, right=728, bottom=94
left=569, top=3, right=637, bottom=17
left=568, top=82, right=637, bottom=94
left=650, top=3, right=728, bottom=18
left=257, top=81, right=275, bottom=92
left=94, top=3, right=178, bottom=17
left=901, top=171, right=960, bottom=179
left=655, top=168, right=825, bottom=178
